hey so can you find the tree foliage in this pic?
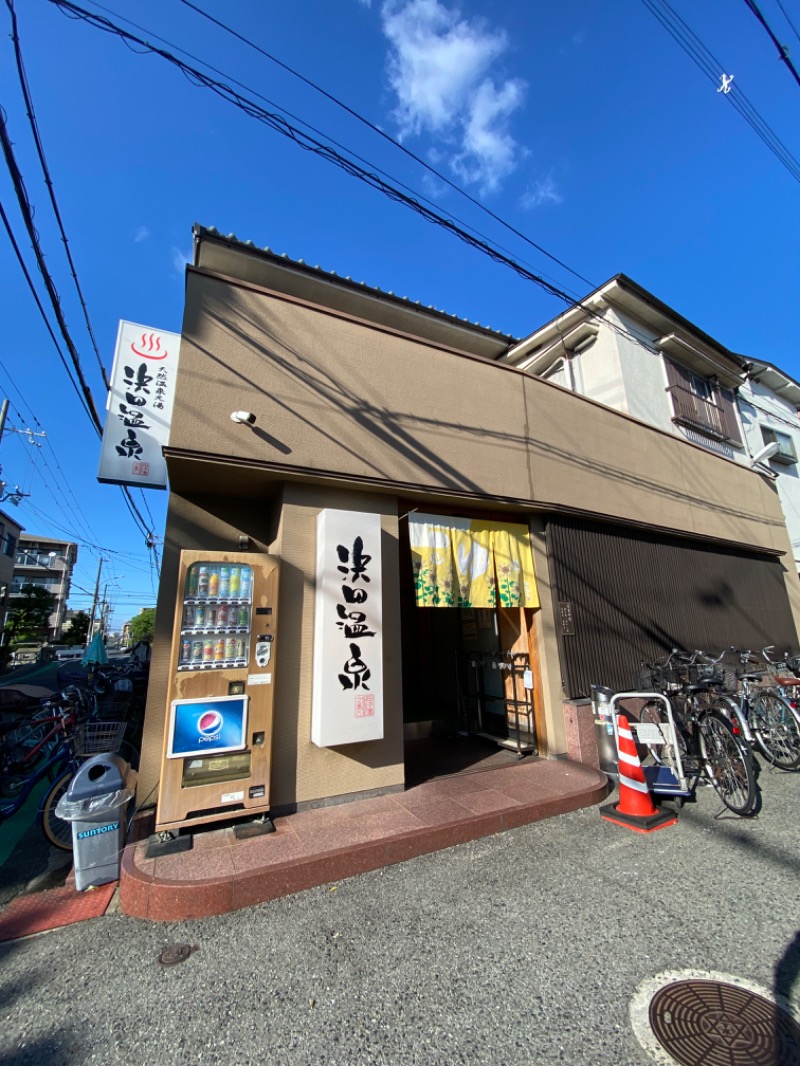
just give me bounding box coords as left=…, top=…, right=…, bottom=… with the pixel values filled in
left=128, top=607, right=156, bottom=644
left=5, top=584, right=56, bottom=646
left=63, top=611, right=90, bottom=646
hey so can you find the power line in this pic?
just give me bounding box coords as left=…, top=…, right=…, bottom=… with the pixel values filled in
left=774, top=0, right=800, bottom=45
left=0, top=196, right=100, bottom=426
left=639, top=0, right=800, bottom=182
left=81, top=0, right=583, bottom=298
left=742, top=0, right=800, bottom=89
left=173, top=0, right=594, bottom=290
left=50, top=0, right=662, bottom=356
left=0, top=109, right=104, bottom=431
left=5, top=0, right=110, bottom=390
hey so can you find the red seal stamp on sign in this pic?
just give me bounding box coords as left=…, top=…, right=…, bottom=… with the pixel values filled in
left=354, top=695, right=375, bottom=718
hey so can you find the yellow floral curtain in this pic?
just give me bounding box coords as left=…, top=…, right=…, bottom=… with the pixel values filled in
left=409, top=514, right=539, bottom=609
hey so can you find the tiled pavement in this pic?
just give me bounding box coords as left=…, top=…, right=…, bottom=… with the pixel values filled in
left=121, top=756, right=609, bottom=921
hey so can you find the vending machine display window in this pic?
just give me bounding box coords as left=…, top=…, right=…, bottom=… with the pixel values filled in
left=179, top=562, right=254, bottom=671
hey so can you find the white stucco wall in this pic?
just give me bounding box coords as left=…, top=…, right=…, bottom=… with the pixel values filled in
left=572, top=309, right=627, bottom=411
left=611, top=308, right=675, bottom=432
left=738, top=378, right=800, bottom=570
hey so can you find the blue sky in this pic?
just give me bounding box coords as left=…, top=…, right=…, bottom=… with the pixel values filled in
left=1, top=0, right=798, bottom=628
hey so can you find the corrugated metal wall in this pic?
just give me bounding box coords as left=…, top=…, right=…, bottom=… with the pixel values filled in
left=547, top=517, right=798, bottom=698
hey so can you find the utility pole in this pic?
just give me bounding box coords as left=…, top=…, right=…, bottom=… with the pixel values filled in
left=87, top=557, right=103, bottom=645
left=0, top=397, right=43, bottom=504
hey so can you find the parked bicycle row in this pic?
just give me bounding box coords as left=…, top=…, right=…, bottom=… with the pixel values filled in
left=607, top=644, right=800, bottom=820
left=0, top=657, right=148, bottom=852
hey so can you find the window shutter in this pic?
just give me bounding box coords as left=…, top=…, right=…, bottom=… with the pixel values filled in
left=664, top=358, right=691, bottom=389
left=716, top=386, right=742, bottom=444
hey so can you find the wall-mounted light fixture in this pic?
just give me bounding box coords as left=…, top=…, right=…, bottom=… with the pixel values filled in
left=230, top=411, right=256, bottom=425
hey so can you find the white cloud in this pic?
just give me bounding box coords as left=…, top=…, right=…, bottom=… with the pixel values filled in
left=452, top=77, right=525, bottom=192
left=521, top=174, right=562, bottom=209
left=381, top=0, right=525, bottom=193
left=171, top=246, right=191, bottom=275
left=134, top=226, right=150, bottom=243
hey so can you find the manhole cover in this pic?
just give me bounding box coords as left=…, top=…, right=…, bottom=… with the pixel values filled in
left=158, top=943, right=197, bottom=967
left=648, top=979, right=800, bottom=1066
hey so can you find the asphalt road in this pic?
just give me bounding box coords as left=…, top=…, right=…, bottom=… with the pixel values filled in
left=1, top=763, right=798, bottom=1065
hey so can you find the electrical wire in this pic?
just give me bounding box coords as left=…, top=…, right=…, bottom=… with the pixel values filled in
left=79, top=0, right=581, bottom=298
left=0, top=196, right=100, bottom=426
left=0, top=110, right=104, bottom=431
left=639, top=0, right=800, bottom=182
left=5, top=0, right=110, bottom=390
left=46, top=0, right=667, bottom=359
left=774, top=0, right=800, bottom=45
left=742, top=0, right=800, bottom=89
left=173, top=0, right=595, bottom=289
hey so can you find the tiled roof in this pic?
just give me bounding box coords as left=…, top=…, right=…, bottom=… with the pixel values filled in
left=196, top=225, right=520, bottom=343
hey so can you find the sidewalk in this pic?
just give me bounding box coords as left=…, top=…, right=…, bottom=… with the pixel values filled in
left=120, top=754, right=609, bottom=921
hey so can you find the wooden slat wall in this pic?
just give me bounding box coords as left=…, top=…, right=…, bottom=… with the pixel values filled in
left=547, top=517, right=798, bottom=698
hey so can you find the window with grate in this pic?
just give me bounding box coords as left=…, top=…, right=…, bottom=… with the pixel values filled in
left=664, top=359, right=742, bottom=445
left=760, top=425, right=797, bottom=465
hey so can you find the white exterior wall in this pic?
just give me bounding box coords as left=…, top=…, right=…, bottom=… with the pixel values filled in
left=738, top=378, right=800, bottom=571
left=572, top=310, right=627, bottom=411
left=610, top=308, right=675, bottom=432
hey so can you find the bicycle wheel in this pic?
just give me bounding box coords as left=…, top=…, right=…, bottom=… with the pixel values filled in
left=750, top=691, right=800, bottom=770
left=697, top=709, right=757, bottom=816
left=0, top=773, right=28, bottom=799
left=40, top=770, right=75, bottom=850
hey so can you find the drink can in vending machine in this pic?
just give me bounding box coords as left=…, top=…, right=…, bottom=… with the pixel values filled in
left=194, top=604, right=206, bottom=628
left=214, top=638, right=225, bottom=662
left=209, top=568, right=220, bottom=597
left=218, top=566, right=230, bottom=598
left=237, top=605, right=249, bottom=627
left=197, top=566, right=210, bottom=596
left=205, top=605, right=217, bottom=627
left=183, top=605, right=194, bottom=627
left=181, top=639, right=192, bottom=662
left=229, top=567, right=240, bottom=597
left=216, top=603, right=228, bottom=627
left=203, top=639, right=214, bottom=663
left=191, top=640, right=203, bottom=663
left=186, top=567, right=199, bottom=597
left=225, top=636, right=237, bottom=660
left=239, top=567, right=252, bottom=599
left=235, top=636, right=247, bottom=659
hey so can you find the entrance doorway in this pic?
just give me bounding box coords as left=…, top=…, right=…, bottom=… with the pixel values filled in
left=400, top=598, right=544, bottom=773
left=398, top=508, right=546, bottom=781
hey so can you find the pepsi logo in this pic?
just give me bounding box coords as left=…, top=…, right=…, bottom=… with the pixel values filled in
left=198, top=710, right=224, bottom=736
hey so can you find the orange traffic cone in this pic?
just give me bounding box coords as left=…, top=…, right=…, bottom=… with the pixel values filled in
left=600, top=713, right=678, bottom=833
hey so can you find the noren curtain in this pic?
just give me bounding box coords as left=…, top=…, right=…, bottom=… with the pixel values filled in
left=408, top=514, right=539, bottom=609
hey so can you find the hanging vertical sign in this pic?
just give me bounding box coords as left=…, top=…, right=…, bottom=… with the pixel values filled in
left=312, top=509, right=383, bottom=747
left=97, top=320, right=181, bottom=488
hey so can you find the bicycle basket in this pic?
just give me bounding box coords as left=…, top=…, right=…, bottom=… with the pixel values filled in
left=75, top=720, right=127, bottom=756
left=686, top=661, right=724, bottom=685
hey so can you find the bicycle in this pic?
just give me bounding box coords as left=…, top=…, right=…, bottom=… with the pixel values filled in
left=710, top=647, right=800, bottom=772
left=0, top=693, right=139, bottom=850
left=636, top=650, right=758, bottom=816
left=0, top=689, right=87, bottom=792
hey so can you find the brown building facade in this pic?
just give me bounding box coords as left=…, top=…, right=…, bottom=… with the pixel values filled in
left=137, top=228, right=800, bottom=818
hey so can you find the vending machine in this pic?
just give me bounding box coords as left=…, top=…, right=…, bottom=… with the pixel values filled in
left=155, top=550, right=279, bottom=836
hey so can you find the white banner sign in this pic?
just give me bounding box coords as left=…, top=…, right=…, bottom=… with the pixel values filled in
left=97, top=320, right=181, bottom=488
left=312, top=509, right=384, bottom=747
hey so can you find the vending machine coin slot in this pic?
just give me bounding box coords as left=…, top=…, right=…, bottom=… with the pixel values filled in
left=255, top=635, right=273, bottom=668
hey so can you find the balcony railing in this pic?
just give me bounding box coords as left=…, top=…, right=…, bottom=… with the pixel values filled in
left=667, top=383, right=734, bottom=442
